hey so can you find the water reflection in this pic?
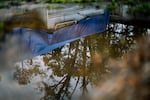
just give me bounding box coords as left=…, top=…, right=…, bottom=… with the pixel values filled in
left=13, top=23, right=149, bottom=100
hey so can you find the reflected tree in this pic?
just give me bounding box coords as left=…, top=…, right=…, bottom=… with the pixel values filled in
left=14, top=60, right=46, bottom=85
left=14, top=23, right=149, bottom=100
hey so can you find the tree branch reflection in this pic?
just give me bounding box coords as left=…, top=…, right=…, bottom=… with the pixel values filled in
left=14, top=23, right=149, bottom=100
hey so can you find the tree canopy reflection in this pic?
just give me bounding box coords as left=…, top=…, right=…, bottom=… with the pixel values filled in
left=14, top=23, right=149, bottom=100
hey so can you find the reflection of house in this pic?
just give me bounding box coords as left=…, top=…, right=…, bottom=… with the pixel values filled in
left=3, top=9, right=109, bottom=62
left=1, top=4, right=109, bottom=67
left=44, top=7, right=104, bottom=31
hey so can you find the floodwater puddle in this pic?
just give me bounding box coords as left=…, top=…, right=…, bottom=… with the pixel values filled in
left=1, top=23, right=149, bottom=100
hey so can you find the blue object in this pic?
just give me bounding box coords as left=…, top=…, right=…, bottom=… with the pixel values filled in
left=9, top=11, right=109, bottom=59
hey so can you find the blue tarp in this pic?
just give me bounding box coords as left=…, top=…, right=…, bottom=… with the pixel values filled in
left=6, top=11, right=109, bottom=60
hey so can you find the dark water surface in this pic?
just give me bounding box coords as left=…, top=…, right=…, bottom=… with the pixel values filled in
left=0, top=23, right=150, bottom=100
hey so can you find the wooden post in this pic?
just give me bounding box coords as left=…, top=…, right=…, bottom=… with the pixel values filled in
left=35, top=8, right=48, bottom=29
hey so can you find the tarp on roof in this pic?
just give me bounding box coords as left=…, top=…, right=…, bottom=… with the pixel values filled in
left=1, top=11, right=109, bottom=62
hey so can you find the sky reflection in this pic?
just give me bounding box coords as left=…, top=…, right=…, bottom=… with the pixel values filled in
left=0, top=23, right=149, bottom=100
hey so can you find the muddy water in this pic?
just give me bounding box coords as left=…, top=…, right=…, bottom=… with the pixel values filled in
left=0, top=23, right=149, bottom=100
left=0, top=1, right=150, bottom=99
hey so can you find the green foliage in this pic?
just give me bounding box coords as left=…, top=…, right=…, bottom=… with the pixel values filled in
left=120, top=0, right=149, bottom=4
left=0, top=22, right=4, bottom=39
left=46, top=0, right=97, bottom=3
left=0, top=3, right=10, bottom=9
left=0, top=22, right=3, bottom=29
left=107, top=0, right=119, bottom=14
left=128, top=3, right=150, bottom=17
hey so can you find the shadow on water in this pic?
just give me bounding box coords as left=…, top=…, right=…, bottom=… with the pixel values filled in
left=12, top=23, right=149, bottom=100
